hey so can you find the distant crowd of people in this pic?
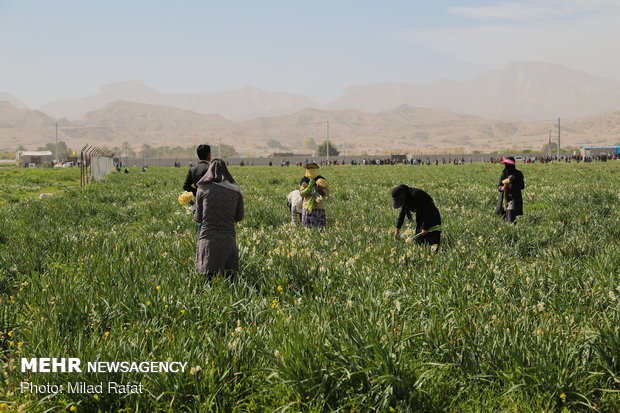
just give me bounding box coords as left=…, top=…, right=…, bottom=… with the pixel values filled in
left=112, top=151, right=617, bottom=170
left=488, top=153, right=618, bottom=164
left=237, top=153, right=618, bottom=167
left=269, top=158, right=468, bottom=166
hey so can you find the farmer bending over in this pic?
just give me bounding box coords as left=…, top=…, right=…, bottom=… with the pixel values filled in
left=391, top=185, right=441, bottom=248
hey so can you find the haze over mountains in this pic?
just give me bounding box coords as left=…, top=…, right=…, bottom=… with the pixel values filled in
left=32, top=62, right=620, bottom=122
left=0, top=93, right=28, bottom=110
left=40, top=82, right=321, bottom=121
left=1, top=62, right=620, bottom=155
left=328, top=62, right=620, bottom=121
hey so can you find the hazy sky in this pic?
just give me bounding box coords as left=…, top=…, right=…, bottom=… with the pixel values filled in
left=2, top=0, right=620, bottom=107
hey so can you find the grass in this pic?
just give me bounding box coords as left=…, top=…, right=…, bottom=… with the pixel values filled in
left=0, top=167, right=80, bottom=205
left=0, top=162, right=619, bottom=412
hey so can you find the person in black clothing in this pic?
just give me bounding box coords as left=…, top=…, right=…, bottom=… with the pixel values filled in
left=495, top=156, right=525, bottom=223
left=391, top=185, right=441, bottom=246
left=183, top=144, right=211, bottom=196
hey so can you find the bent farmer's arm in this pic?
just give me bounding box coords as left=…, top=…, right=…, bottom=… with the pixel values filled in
left=235, top=195, right=244, bottom=222
left=394, top=208, right=407, bottom=236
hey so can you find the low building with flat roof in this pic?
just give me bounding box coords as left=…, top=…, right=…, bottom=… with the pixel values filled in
left=579, top=146, right=620, bottom=157
left=16, top=151, right=53, bottom=167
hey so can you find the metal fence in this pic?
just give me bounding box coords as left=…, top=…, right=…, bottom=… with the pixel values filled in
left=80, top=145, right=115, bottom=186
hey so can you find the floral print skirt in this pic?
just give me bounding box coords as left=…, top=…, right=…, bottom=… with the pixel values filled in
left=302, top=209, right=327, bottom=228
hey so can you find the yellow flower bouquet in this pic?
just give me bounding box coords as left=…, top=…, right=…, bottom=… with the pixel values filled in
left=178, top=191, right=194, bottom=206
left=178, top=191, right=195, bottom=215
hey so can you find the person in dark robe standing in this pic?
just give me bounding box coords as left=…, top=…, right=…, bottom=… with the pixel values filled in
left=391, top=185, right=441, bottom=247
left=495, top=156, right=525, bottom=223
left=194, top=159, right=244, bottom=280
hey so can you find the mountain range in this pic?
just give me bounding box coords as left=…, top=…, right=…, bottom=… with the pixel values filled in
left=1, top=61, right=620, bottom=155
left=2, top=99, right=619, bottom=156
left=327, top=62, right=620, bottom=121
left=24, top=61, right=620, bottom=122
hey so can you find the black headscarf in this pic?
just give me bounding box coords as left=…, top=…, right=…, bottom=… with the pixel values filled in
left=391, top=184, right=413, bottom=221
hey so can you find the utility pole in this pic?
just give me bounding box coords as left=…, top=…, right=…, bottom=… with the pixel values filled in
left=55, top=122, right=58, bottom=162
left=218, top=138, right=221, bottom=158
left=557, top=117, right=561, bottom=160
left=326, top=120, right=330, bottom=162
left=548, top=130, right=552, bottom=156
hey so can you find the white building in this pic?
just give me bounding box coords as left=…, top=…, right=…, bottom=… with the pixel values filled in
left=16, top=151, right=53, bottom=167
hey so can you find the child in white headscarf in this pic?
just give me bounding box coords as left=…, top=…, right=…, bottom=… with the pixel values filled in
left=287, top=189, right=303, bottom=225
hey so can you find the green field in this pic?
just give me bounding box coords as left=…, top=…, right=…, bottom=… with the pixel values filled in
left=1, top=163, right=619, bottom=412
left=0, top=168, right=80, bottom=205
